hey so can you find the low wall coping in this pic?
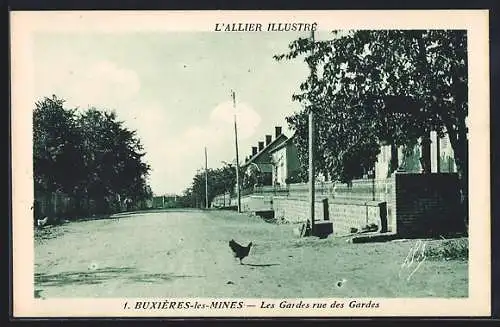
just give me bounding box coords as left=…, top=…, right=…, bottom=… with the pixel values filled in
left=329, top=199, right=385, bottom=207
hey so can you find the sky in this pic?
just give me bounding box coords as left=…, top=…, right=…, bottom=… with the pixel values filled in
left=33, top=31, right=332, bottom=195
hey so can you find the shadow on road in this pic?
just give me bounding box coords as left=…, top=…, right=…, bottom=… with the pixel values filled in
left=243, top=263, right=280, bottom=267
left=35, top=267, right=137, bottom=287
left=129, top=273, right=205, bottom=283
left=112, top=208, right=205, bottom=218
left=35, top=267, right=206, bottom=288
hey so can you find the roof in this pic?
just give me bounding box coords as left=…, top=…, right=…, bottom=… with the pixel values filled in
left=269, top=134, right=296, bottom=153
left=241, top=134, right=288, bottom=168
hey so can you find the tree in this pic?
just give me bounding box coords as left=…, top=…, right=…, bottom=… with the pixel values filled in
left=183, top=162, right=241, bottom=208
left=33, top=95, right=85, bottom=194
left=33, top=95, right=152, bottom=216
left=275, top=29, right=468, bottom=225
left=77, top=108, right=151, bottom=211
left=178, top=187, right=195, bottom=208
left=275, top=30, right=468, bottom=185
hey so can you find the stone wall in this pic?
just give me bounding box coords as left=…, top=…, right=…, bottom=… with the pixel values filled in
left=328, top=199, right=383, bottom=236
left=273, top=196, right=324, bottom=224
left=240, top=195, right=273, bottom=212
left=223, top=172, right=463, bottom=238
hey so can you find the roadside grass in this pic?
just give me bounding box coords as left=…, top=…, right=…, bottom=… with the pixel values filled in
left=425, top=238, right=468, bottom=261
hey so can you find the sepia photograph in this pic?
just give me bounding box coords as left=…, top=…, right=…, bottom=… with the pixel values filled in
left=10, top=10, right=490, bottom=317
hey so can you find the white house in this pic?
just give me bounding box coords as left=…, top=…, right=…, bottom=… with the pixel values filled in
left=375, top=131, right=457, bottom=180
left=269, top=135, right=301, bottom=186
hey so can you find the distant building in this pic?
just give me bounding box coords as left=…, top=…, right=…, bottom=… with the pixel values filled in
left=240, top=126, right=289, bottom=188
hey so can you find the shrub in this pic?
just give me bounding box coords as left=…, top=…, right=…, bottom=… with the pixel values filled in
left=426, top=238, right=468, bottom=260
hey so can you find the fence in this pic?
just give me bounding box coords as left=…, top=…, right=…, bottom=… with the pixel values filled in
left=34, top=191, right=151, bottom=222
left=211, top=193, right=233, bottom=208
left=252, top=182, right=335, bottom=197
left=246, top=179, right=387, bottom=200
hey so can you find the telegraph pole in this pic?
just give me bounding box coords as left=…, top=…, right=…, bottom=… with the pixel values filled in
left=308, top=29, right=316, bottom=236
left=232, top=90, right=242, bottom=213
left=205, top=146, right=209, bottom=209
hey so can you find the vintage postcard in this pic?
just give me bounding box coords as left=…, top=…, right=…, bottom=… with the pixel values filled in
left=11, top=10, right=490, bottom=317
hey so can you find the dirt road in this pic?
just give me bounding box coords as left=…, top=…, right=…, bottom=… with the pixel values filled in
left=34, top=209, right=468, bottom=298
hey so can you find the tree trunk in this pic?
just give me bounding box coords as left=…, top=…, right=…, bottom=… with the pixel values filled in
left=445, top=118, right=468, bottom=233
left=414, top=34, right=433, bottom=175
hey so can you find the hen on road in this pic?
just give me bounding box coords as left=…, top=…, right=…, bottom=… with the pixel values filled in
left=228, top=239, right=253, bottom=265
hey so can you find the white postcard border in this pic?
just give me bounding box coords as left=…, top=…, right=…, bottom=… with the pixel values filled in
left=10, top=10, right=491, bottom=317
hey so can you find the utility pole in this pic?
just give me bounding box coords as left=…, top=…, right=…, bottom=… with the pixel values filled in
left=232, top=90, right=242, bottom=213
left=308, top=29, right=316, bottom=236
left=205, top=146, right=209, bottom=209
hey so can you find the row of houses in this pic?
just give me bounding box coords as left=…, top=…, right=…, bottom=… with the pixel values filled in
left=240, top=126, right=301, bottom=188
left=238, top=125, right=457, bottom=192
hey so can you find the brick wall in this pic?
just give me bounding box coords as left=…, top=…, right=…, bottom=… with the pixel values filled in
left=394, top=172, right=465, bottom=237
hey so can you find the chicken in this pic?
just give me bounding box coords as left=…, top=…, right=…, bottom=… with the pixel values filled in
left=37, top=216, right=49, bottom=228
left=228, top=239, right=253, bottom=264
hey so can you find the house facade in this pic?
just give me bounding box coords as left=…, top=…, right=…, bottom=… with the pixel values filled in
left=269, top=135, right=301, bottom=186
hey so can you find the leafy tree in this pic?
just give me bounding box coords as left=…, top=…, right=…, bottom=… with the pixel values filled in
left=184, top=162, right=241, bottom=208
left=33, top=95, right=85, bottom=194
left=178, top=187, right=196, bottom=208
left=275, top=30, right=468, bottom=187
left=33, top=95, right=152, bottom=216
left=284, top=102, right=381, bottom=183
left=77, top=108, right=151, bottom=211
left=242, top=164, right=261, bottom=189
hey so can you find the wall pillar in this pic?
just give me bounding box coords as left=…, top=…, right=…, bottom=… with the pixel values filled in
left=420, top=132, right=432, bottom=174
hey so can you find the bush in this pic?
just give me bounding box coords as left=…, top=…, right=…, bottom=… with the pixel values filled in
left=426, top=238, right=468, bottom=260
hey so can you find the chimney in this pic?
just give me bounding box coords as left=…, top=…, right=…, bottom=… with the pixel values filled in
left=258, top=141, right=264, bottom=151
left=252, top=146, right=258, bottom=156
left=265, top=134, right=272, bottom=146
left=275, top=126, right=282, bottom=138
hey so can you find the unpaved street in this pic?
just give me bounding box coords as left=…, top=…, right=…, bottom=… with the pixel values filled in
left=35, top=209, right=468, bottom=298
